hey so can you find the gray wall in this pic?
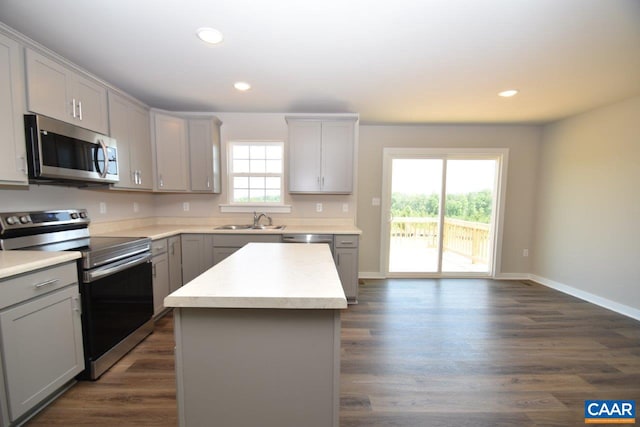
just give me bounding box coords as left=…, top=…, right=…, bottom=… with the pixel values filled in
left=356, top=124, right=541, bottom=276
left=533, top=95, right=640, bottom=311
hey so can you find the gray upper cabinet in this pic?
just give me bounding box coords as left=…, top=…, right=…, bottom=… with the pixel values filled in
left=0, top=32, right=28, bottom=186
left=151, top=111, right=189, bottom=191
left=287, top=117, right=356, bottom=194
left=108, top=91, right=153, bottom=190
left=25, top=48, right=109, bottom=134
left=188, top=117, right=222, bottom=193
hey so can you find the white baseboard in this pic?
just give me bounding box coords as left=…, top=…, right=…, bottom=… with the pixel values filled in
left=358, top=272, right=386, bottom=280
left=493, top=273, right=530, bottom=281
left=529, top=274, right=640, bottom=322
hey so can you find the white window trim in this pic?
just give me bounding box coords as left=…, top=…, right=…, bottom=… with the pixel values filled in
left=222, top=140, right=290, bottom=213
left=219, top=204, right=292, bottom=214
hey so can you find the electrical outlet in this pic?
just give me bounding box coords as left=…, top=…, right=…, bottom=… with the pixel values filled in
left=183, top=202, right=190, bottom=212
left=372, top=197, right=381, bottom=206
left=316, top=203, right=323, bottom=213
left=99, top=202, right=107, bottom=214
left=523, top=249, right=529, bottom=257
left=342, top=203, right=349, bottom=213
left=133, top=202, right=139, bottom=213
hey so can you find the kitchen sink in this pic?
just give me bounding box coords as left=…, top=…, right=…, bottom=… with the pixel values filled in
left=215, top=224, right=286, bottom=230
left=215, top=224, right=253, bottom=230
left=251, top=225, right=286, bottom=230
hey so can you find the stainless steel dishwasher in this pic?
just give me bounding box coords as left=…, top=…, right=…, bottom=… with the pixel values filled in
left=281, top=234, right=334, bottom=255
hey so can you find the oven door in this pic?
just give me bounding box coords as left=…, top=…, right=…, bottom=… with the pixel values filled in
left=80, top=253, right=153, bottom=363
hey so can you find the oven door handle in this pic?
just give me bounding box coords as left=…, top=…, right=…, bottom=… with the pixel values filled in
left=83, top=252, right=152, bottom=283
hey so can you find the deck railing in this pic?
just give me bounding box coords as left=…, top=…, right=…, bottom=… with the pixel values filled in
left=391, top=217, right=490, bottom=264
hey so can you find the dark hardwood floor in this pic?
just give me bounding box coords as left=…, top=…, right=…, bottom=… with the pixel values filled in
left=27, top=279, right=640, bottom=426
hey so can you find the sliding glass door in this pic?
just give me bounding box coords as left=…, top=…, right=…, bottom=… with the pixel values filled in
left=383, top=149, right=506, bottom=276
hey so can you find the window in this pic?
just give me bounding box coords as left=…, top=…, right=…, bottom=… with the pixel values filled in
left=228, top=142, right=283, bottom=204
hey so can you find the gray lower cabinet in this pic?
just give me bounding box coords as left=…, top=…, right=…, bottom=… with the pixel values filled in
left=152, top=237, right=183, bottom=315
left=0, top=262, right=84, bottom=426
left=151, top=239, right=170, bottom=317
left=168, top=236, right=183, bottom=293
left=181, top=234, right=214, bottom=284
left=212, top=234, right=282, bottom=265
left=334, top=235, right=359, bottom=303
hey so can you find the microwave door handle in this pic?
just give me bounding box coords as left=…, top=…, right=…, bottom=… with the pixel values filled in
left=94, top=139, right=109, bottom=178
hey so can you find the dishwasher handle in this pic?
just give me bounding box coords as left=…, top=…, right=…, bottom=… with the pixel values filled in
left=282, top=234, right=334, bottom=244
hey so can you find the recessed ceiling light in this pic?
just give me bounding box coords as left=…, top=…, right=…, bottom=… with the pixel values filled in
left=196, top=27, right=223, bottom=45
left=498, top=89, right=519, bottom=98
left=234, top=81, right=251, bottom=91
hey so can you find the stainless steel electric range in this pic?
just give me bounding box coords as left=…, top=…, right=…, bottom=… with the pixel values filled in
left=0, top=209, right=154, bottom=380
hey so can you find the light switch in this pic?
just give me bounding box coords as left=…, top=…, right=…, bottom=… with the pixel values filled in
left=316, top=203, right=323, bottom=213
left=372, top=197, right=381, bottom=206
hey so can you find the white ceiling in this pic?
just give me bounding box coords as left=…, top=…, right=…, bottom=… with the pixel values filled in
left=1, top=0, right=639, bottom=124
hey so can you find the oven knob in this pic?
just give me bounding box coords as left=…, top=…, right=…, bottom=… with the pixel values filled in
left=6, top=216, right=16, bottom=225
left=19, top=215, right=31, bottom=224
left=71, top=212, right=79, bottom=219
left=79, top=211, right=87, bottom=219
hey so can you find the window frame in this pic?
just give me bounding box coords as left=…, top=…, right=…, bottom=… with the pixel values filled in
left=227, top=140, right=285, bottom=206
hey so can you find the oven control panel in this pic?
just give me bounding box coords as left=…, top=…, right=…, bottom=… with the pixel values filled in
left=0, top=209, right=90, bottom=233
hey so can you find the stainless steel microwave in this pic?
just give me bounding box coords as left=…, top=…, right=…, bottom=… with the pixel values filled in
left=24, top=114, right=119, bottom=184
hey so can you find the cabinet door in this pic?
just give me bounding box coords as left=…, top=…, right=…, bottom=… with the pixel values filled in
left=153, top=113, right=188, bottom=191
left=25, top=49, right=71, bottom=123
left=320, top=121, right=354, bottom=193
left=0, top=285, right=84, bottom=421
left=130, top=105, right=153, bottom=190
left=334, top=247, right=358, bottom=302
left=181, top=234, right=204, bottom=284
left=109, top=92, right=152, bottom=190
left=213, top=247, right=239, bottom=265
left=168, top=236, right=183, bottom=293
left=108, top=92, right=133, bottom=188
left=72, top=72, right=108, bottom=134
left=152, top=252, right=170, bottom=317
left=288, top=120, right=322, bottom=193
left=188, top=118, right=215, bottom=192
left=0, top=33, right=27, bottom=185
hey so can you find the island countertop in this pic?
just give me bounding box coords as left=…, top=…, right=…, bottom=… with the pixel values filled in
left=164, top=242, right=347, bottom=310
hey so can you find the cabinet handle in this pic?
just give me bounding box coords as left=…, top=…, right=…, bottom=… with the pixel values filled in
left=19, top=156, right=27, bottom=174
left=71, top=98, right=77, bottom=118
left=159, top=174, right=164, bottom=187
left=34, top=278, right=59, bottom=289
left=207, top=177, right=211, bottom=188
left=152, top=264, right=157, bottom=278
left=138, top=171, right=142, bottom=185
left=321, top=176, right=325, bottom=187
left=78, top=101, right=83, bottom=120
left=170, top=242, right=175, bottom=255
left=336, top=254, right=341, bottom=265
left=340, top=240, right=354, bottom=245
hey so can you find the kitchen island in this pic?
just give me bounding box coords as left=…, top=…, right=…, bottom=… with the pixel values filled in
left=164, top=242, right=347, bottom=427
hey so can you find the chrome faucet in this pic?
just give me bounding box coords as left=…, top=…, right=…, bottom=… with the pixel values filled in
left=253, top=212, right=272, bottom=227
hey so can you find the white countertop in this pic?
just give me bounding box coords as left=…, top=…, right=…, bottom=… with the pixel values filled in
left=0, top=251, right=81, bottom=279
left=95, top=224, right=361, bottom=240
left=165, top=243, right=348, bottom=310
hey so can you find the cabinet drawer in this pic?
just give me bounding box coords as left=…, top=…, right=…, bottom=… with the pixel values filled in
left=151, top=239, right=168, bottom=256
left=334, top=235, right=359, bottom=248
left=213, top=234, right=281, bottom=248
left=0, top=262, right=78, bottom=310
